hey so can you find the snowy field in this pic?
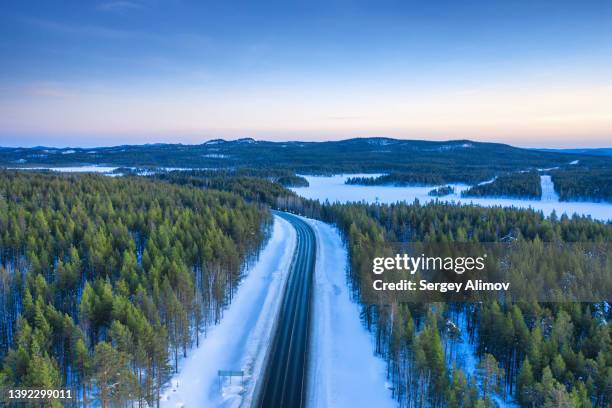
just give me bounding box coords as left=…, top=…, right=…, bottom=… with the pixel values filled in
left=160, top=215, right=296, bottom=408
left=5, top=165, right=203, bottom=175
left=303, top=217, right=395, bottom=408
left=291, top=174, right=611, bottom=221
left=8, top=165, right=120, bottom=173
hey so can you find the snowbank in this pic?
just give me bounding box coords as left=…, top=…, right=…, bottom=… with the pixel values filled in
left=303, top=218, right=395, bottom=408
left=160, top=215, right=296, bottom=408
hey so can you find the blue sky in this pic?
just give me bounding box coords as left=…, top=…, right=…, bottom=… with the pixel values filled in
left=0, top=0, right=610, bottom=147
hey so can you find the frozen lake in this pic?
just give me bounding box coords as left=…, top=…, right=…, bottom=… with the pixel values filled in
left=8, top=165, right=119, bottom=173
left=5, top=165, right=200, bottom=175
left=291, top=174, right=611, bottom=221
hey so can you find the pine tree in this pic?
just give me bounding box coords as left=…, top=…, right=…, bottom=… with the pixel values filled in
left=25, top=350, right=60, bottom=389
left=477, top=353, right=503, bottom=405
left=74, top=338, right=91, bottom=407
left=92, top=341, right=135, bottom=408
left=517, top=357, right=535, bottom=406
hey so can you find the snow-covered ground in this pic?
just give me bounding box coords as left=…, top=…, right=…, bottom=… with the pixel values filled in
left=291, top=174, right=611, bottom=221
left=452, top=311, right=478, bottom=379
left=303, top=217, right=395, bottom=408
left=5, top=165, right=204, bottom=175
left=160, top=215, right=296, bottom=408
left=540, top=175, right=559, bottom=202
left=7, top=165, right=119, bottom=173
left=451, top=311, right=518, bottom=407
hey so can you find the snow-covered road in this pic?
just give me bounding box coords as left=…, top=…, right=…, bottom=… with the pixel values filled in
left=160, top=215, right=296, bottom=408
left=304, top=218, right=395, bottom=408
left=160, top=214, right=395, bottom=408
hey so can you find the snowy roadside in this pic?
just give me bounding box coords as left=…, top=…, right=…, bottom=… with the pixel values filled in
left=160, top=215, right=297, bottom=408
left=303, top=217, right=395, bottom=408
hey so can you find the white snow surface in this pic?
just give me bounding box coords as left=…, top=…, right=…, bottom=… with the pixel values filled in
left=539, top=175, right=560, bottom=202
left=452, top=312, right=478, bottom=379
left=6, top=166, right=211, bottom=176
left=303, top=217, right=395, bottom=408
left=160, top=215, right=296, bottom=408
left=8, top=165, right=119, bottom=173
left=291, top=174, right=611, bottom=221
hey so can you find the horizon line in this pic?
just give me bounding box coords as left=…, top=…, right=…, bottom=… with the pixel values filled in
left=1, top=136, right=611, bottom=151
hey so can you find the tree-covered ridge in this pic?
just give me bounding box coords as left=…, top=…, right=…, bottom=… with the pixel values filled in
left=0, top=171, right=269, bottom=406
left=3, top=138, right=606, bottom=185
left=322, top=202, right=611, bottom=407
left=551, top=167, right=612, bottom=202
left=462, top=171, right=542, bottom=199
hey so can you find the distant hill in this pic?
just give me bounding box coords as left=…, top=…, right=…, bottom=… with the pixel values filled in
left=1, top=137, right=609, bottom=184
left=535, top=148, right=612, bottom=156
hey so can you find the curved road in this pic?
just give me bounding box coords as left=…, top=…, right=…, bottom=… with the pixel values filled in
left=256, top=212, right=316, bottom=408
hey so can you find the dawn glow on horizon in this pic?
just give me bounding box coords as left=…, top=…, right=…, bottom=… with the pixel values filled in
left=0, top=0, right=610, bottom=148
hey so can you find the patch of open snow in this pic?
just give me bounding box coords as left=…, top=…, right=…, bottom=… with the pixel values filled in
left=569, top=160, right=579, bottom=165
left=491, top=394, right=518, bottom=407
left=477, top=176, right=497, bottom=186
left=303, top=217, right=395, bottom=408
left=429, top=143, right=472, bottom=151
left=366, top=138, right=396, bottom=146
left=162, top=167, right=208, bottom=172
left=594, top=302, right=610, bottom=326
left=6, top=166, right=218, bottom=177
left=452, top=311, right=478, bottom=378
left=7, top=165, right=118, bottom=173
left=132, top=168, right=212, bottom=175
left=203, top=154, right=229, bottom=159
left=61, top=149, right=76, bottom=154
left=160, top=216, right=296, bottom=408
left=539, top=175, right=559, bottom=202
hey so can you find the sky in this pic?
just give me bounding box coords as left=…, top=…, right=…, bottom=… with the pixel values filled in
left=0, top=0, right=611, bottom=148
